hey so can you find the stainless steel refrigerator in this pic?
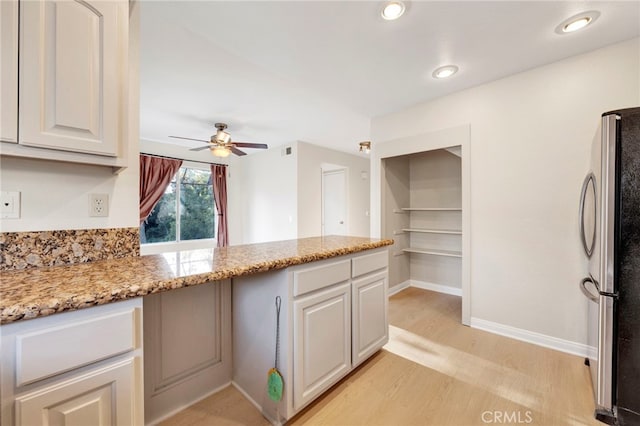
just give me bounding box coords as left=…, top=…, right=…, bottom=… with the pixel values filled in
left=579, top=107, right=640, bottom=425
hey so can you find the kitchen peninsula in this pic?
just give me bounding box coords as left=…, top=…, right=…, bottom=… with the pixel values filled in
left=0, top=236, right=392, bottom=425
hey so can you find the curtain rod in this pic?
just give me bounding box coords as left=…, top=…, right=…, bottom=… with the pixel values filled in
left=140, top=152, right=228, bottom=167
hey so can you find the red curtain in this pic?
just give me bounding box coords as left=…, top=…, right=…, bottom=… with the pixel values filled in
left=139, top=155, right=183, bottom=224
left=211, top=164, right=228, bottom=247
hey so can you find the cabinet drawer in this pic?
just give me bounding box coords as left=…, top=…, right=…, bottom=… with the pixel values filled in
left=16, top=307, right=139, bottom=386
left=293, top=259, right=350, bottom=297
left=351, top=250, right=388, bottom=278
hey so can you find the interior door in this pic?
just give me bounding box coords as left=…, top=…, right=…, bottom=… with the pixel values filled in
left=322, top=169, right=347, bottom=236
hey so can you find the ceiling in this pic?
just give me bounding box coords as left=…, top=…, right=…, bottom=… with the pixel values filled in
left=139, top=1, right=640, bottom=156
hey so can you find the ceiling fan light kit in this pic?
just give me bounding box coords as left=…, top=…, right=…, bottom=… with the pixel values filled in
left=211, top=146, right=231, bottom=158
left=169, top=122, right=269, bottom=157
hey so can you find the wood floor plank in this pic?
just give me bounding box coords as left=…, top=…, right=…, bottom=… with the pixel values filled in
left=162, top=287, right=600, bottom=426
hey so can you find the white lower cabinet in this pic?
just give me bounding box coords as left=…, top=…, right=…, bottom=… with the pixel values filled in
left=16, top=358, right=137, bottom=426
left=0, top=299, right=144, bottom=426
left=233, top=248, right=389, bottom=423
left=352, top=271, right=388, bottom=367
left=293, top=282, right=351, bottom=410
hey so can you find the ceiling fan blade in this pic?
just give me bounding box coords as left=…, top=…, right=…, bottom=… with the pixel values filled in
left=169, top=136, right=210, bottom=143
left=189, top=145, right=212, bottom=152
left=230, top=146, right=247, bottom=156
left=233, top=142, right=268, bottom=149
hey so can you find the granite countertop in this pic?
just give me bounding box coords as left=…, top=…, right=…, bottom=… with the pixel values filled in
left=0, top=236, right=393, bottom=325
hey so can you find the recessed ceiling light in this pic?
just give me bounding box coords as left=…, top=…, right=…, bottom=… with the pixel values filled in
left=563, top=17, right=591, bottom=32
left=381, top=1, right=405, bottom=20
left=556, top=11, right=600, bottom=35
left=432, top=65, right=459, bottom=79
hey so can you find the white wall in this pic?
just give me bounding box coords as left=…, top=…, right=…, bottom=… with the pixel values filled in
left=0, top=4, right=141, bottom=233
left=231, top=144, right=298, bottom=245
left=371, top=38, right=640, bottom=346
left=297, top=141, right=370, bottom=238
left=381, top=155, right=410, bottom=289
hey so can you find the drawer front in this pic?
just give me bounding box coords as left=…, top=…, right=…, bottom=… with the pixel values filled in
left=351, top=250, right=388, bottom=278
left=293, top=259, right=350, bottom=297
left=16, top=308, right=139, bottom=386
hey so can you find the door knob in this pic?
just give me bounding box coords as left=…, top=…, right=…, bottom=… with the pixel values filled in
left=340, top=221, right=344, bottom=224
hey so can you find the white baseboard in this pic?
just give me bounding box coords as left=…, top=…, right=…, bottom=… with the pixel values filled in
left=146, top=381, right=232, bottom=425
left=410, top=280, right=462, bottom=297
left=470, top=317, right=590, bottom=357
left=388, top=280, right=462, bottom=297
left=388, top=280, right=411, bottom=297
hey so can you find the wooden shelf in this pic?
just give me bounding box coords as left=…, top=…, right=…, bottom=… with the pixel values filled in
left=401, top=207, right=462, bottom=211
left=402, top=248, right=462, bottom=258
left=402, top=228, right=462, bottom=235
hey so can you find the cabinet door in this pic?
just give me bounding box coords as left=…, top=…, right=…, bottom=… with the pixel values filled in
left=352, top=271, right=388, bottom=367
left=16, top=357, right=138, bottom=426
left=0, top=0, right=18, bottom=143
left=293, top=282, right=351, bottom=410
left=19, top=0, right=127, bottom=156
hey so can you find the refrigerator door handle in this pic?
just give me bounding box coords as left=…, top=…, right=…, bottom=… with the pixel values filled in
left=580, top=276, right=600, bottom=302
left=579, top=173, right=596, bottom=257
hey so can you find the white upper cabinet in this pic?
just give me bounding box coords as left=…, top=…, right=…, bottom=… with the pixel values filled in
left=0, top=0, right=18, bottom=143
left=19, top=0, right=128, bottom=157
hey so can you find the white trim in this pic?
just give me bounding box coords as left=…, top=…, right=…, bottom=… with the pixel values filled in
left=411, top=280, right=462, bottom=297
left=146, top=381, right=231, bottom=425
left=470, top=317, right=590, bottom=357
left=388, top=280, right=463, bottom=297
left=586, top=345, right=597, bottom=360
left=387, top=280, right=411, bottom=297
left=461, top=127, right=471, bottom=326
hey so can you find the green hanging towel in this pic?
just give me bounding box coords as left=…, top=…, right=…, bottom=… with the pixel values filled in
left=268, top=296, right=284, bottom=402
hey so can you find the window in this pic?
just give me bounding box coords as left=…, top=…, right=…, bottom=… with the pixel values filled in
left=140, top=167, right=216, bottom=244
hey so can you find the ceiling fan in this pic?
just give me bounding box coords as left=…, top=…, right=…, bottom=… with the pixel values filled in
left=169, top=123, right=268, bottom=157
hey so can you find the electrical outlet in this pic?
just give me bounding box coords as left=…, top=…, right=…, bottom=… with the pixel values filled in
left=0, top=191, right=21, bottom=219
left=89, top=193, right=109, bottom=217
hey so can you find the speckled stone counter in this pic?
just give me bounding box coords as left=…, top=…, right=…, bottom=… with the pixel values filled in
left=0, top=228, right=140, bottom=271
left=0, top=236, right=393, bottom=324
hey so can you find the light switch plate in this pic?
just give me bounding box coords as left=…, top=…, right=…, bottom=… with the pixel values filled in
left=1, top=191, right=21, bottom=219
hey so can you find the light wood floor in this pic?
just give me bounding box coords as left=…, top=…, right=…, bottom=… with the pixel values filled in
left=162, top=287, right=599, bottom=426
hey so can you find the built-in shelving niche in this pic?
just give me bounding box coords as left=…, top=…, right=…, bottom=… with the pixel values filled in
left=382, top=148, right=462, bottom=296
